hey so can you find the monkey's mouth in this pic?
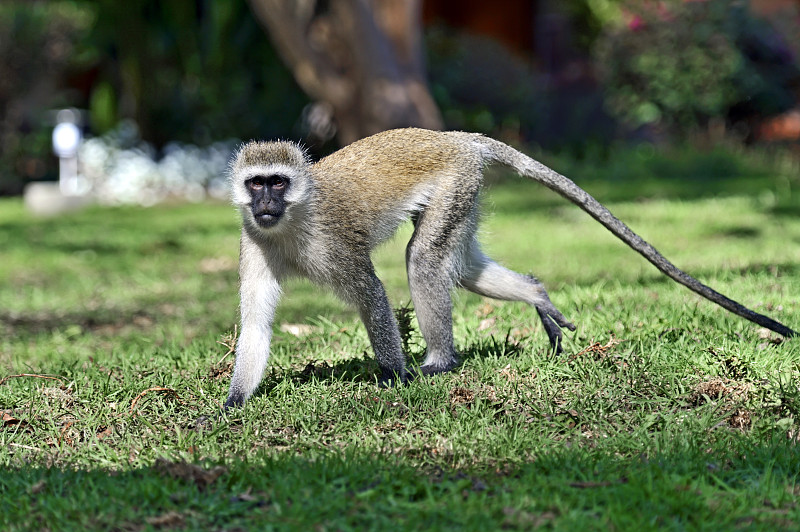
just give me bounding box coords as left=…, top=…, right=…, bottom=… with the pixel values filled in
left=255, top=213, right=282, bottom=227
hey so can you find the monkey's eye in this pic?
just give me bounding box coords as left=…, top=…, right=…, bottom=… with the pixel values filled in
left=248, top=177, right=266, bottom=190
left=266, top=175, right=287, bottom=189
left=247, top=175, right=287, bottom=191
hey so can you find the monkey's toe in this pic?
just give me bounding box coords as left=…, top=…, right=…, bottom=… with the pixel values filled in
left=548, top=310, right=576, bottom=331
left=379, top=370, right=409, bottom=388
left=536, top=308, right=569, bottom=355
left=536, top=302, right=575, bottom=331
left=223, top=394, right=245, bottom=410
left=407, top=360, right=460, bottom=380
left=193, top=415, right=213, bottom=431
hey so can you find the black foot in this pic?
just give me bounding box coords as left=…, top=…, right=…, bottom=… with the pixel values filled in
left=406, top=358, right=460, bottom=381
left=379, top=369, right=409, bottom=388
left=536, top=308, right=576, bottom=356
left=223, top=393, right=244, bottom=411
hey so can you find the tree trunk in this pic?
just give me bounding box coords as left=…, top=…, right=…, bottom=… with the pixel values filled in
left=247, top=0, right=443, bottom=145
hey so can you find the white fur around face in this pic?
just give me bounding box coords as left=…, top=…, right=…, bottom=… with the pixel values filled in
left=229, top=163, right=314, bottom=238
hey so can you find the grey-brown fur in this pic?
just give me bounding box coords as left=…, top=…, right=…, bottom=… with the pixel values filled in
left=224, top=128, right=796, bottom=408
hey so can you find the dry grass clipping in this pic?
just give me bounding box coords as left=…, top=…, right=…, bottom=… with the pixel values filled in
left=689, top=378, right=754, bottom=429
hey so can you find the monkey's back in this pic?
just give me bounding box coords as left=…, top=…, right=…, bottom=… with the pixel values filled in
left=311, top=128, right=480, bottom=215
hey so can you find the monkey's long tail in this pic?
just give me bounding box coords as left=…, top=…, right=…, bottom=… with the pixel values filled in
left=478, top=136, right=797, bottom=338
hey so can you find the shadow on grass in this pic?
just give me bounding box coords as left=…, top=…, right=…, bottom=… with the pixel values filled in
left=248, top=333, right=531, bottom=403
left=0, top=308, right=161, bottom=336
left=2, top=434, right=799, bottom=529
left=252, top=357, right=383, bottom=398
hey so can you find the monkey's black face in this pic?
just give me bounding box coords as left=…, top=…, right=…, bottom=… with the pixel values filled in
left=247, top=175, right=288, bottom=228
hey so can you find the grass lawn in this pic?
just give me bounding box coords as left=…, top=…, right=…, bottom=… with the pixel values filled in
left=2, top=147, right=800, bottom=530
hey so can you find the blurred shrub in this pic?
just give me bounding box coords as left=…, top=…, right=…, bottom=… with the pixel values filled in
left=79, top=121, right=234, bottom=206
left=84, top=1, right=308, bottom=148
left=426, top=27, right=544, bottom=135
left=596, top=0, right=800, bottom=136
left=426, top=26, right=613, bottom=151
left=0, top=2, right=94, bottom=195
left=559, top=0, right=626, bottom=49
left=0, top=2, right=309, bottom=196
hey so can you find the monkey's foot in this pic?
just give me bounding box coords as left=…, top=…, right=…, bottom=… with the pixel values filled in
left=536, top=307, right=576, bottom=356
left=378, top=369, right=409, bottom=388
left=536, top=304, right=575, bottom=331
left=222, top=393, right=245, bottom=410
left=406, top=358, right=460, bottom=381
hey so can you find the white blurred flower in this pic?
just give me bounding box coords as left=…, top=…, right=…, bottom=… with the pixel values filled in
left=77, top=124, right=235, bottom=206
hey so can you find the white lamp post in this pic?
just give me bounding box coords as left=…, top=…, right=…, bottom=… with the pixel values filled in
left=52, top=109, right=85, bottom=196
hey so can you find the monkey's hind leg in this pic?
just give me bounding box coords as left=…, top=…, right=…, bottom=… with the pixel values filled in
left=405, top=219, right=470, bottom=378
left=460, top=242, right=576, bottom=354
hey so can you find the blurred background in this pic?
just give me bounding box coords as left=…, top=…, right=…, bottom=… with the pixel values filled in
left=2, top=0, right=800, bottom=203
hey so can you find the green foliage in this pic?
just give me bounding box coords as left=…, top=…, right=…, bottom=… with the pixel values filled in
left=87, top=80, right=116, bottom=134
left=1, top=152, right=800, bottom=528
left=0, top=1, right=310, bottom=196
left=560, top=0, right=627, bottom=48
left=426, top=27, right=613, bottom=151
left=596, top=0, right=800, bottom=134
left=426, top=27, right=542, bottom=136
left=0, top=1, right=95, bottom=194
left=83, top=1, right=308, bottom=147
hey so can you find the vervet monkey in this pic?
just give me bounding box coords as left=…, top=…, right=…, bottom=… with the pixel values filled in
left=224, top=128, right=796, bottom=408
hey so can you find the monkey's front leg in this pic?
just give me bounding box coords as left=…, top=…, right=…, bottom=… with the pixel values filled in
left=224, top=237, right=282, bottom=409
left=352, top=272, right=408, bottom=386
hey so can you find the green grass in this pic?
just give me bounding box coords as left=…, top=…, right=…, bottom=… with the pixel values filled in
left=2, top=148, right=800, bottom=530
